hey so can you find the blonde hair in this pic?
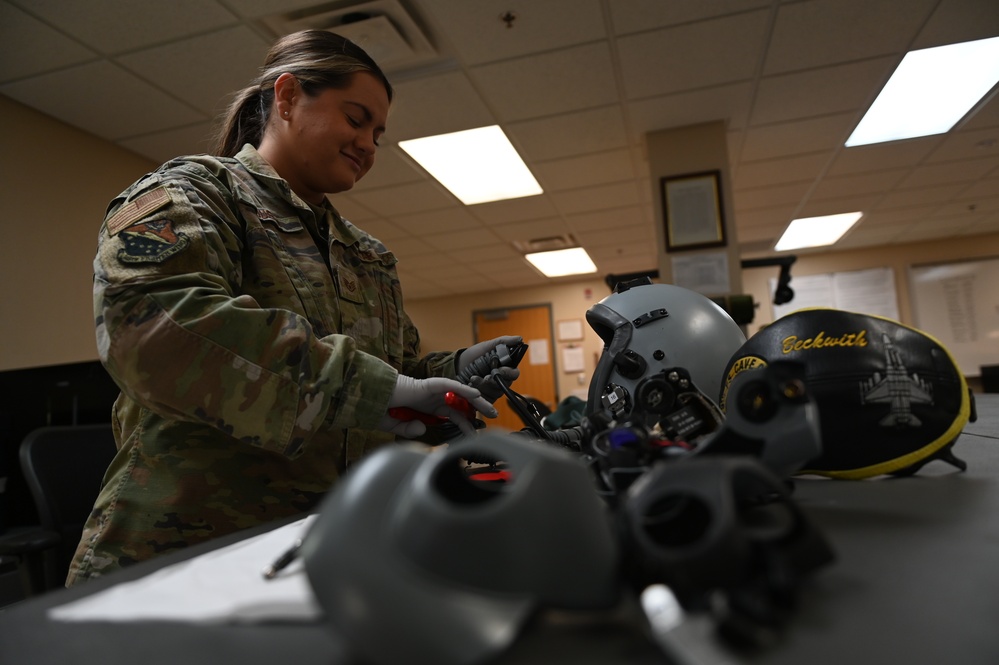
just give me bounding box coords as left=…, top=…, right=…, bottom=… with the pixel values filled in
left=211, top=30, right=392, bottom=157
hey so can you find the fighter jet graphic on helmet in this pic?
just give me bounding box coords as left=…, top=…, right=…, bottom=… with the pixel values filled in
left=859, top=333, right=933, bottom=427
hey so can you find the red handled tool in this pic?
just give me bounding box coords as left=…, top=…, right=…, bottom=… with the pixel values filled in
left=388, top=391, right=476, bottom=425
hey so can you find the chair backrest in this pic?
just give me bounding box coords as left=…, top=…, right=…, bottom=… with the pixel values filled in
left=19, top=424, right=117, bottom=575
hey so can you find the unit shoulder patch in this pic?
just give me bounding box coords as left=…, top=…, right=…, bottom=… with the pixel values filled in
left=107, top=187, right=171, bottom=236
left=117, top=219, right=190, bottom=264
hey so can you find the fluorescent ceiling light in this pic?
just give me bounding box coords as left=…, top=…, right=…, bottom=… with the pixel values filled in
left=846, top=36, right=999, bottom=147
left=525, top=247, right=597, bottom=277
left=775, top=212, right=863, bottom=251
left=398, top=125, right=543, bottom=205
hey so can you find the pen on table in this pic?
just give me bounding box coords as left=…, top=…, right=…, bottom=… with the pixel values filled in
left=262, top=538, right=302, bottom=580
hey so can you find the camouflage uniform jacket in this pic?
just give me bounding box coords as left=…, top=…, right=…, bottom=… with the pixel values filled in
left=67, top=144, right=455, bottom=584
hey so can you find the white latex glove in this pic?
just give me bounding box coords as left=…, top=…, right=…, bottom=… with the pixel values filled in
left=378, top=375, right=497, bottom=439
left=456, top=335, right=523, bottom=402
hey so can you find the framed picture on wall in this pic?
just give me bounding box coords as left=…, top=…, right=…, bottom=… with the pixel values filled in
left=661, top=170, right=727, bottom=252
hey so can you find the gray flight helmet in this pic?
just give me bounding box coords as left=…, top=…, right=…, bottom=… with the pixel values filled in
left=586, top=281, right=746, bottom=424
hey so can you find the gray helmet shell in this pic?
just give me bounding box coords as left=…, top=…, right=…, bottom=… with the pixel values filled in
left=585, top=282, right=746, bottom=421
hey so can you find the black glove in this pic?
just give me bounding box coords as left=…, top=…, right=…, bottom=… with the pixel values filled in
left=456, top=335, right=523, bottom=402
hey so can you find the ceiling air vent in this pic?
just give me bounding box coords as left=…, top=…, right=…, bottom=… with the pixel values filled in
left=261, top=0, right=437, bottom=72
left=511, top=234, right=579, bottom=254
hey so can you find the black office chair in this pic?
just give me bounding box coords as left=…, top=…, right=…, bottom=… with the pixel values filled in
left=0, top=424, right=116, bottom=596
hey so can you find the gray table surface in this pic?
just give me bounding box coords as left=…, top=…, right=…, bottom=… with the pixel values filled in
left=2, top=395, right=997, bottom=665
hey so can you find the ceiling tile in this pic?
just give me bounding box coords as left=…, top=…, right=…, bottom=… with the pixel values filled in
left=419, top=0, right=605, bottom=66
left=20, top=0, right=237, bottom=54
left=858, top=209, right=925, bottom=226
left=117, top=26, right=269, bottom=113
left=910, top=0, right=999, bottom=49
left=348, top=181, right=455, bottom=216
left=627, top=82, right=755, bottom=136
left=960, top=95, right=999, bottom=131
left=350, top=148, right=425, bottom=191
left=617, top=12, right=769, bottom=99
left=751, top=57, right=895, bottom=126
left=533, top=150, right=636, bottom=192
left=423, top=228, right=503, bottom=251
left=876, top=183, right=967, bottom=209
left=470, top=196, right=560, bottom=225
left=549, top=182, right=645, bottom=216
left=834, top=224, right=906, bottom=247
left=733, top=205, right=796, bottom=229
left=898, top=157, right=999, bottom=189
left=736, top=224, right=785, bottom=244
left=353, top=218, right=408, bottom=242
left=390, top=207, right=484, bottom=235
left=222, top=0, right=323, bottom=19
left=392, top=241, right=444, bottom=262
left=763, top=0, right=938, bottom=75
left=0, top=60, right=205, bottom=140
left=734, top=182, right=812, bottom=210
left=330, top=196, right=380, bottom=223
left=489, top=217, right=573, bottom=243
left=903, top=216, right=979, bottom=239
left=935, top=193, right=999, bottom=217
left=575, top=224, right=655, bottom=250
left=961, top=214, right=999, bottom=236
left=463, top=257, right=531, bottom=274
left=0, top=1, right=96, bottom=82
left=470, top=42, right=618, bottom=122
left=923, top=126, right=999, bottom=163
left=798, top=194, right=884, bottom=217
left=447, top=243, right=522, bottom=263
left=609, top=0, right=772, bottom=35
left=507, top=106, right=628, bottom=162
left=954, top=178, right=999, bottom=201
left=117, top=121, right=215, bottom=163
left=733, top=152, right=828, bottom=188
left=388, top=71, right=495, bottom=141
left=827, top=138, right=938, bottom=175
left=809, top=169, right=909, bottom=201
left=740, top=112, right=855, bottom=161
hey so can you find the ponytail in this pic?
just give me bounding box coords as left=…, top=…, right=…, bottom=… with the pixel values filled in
left=211, top=85, right=272, bottom=158
left=209, top=30, right=393, bottom=158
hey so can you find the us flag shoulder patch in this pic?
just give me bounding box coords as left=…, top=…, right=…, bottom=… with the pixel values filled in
left=107, top=187, right=171, bottom=236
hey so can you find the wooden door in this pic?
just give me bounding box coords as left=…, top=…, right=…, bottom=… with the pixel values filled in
left=473, top=305, right=557, bottom=432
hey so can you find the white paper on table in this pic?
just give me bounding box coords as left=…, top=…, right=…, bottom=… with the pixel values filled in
left=48, top=515, right=322, bottom=624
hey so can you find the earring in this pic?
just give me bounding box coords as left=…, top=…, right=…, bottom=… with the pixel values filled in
left=283, top=111, right=289, bottom=118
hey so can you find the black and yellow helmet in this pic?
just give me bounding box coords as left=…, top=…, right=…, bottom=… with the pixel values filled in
left=721, top=308, right=975, bottom=479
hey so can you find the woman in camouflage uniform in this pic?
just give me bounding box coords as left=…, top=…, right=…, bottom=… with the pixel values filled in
left=68, top=30, right=516, bottom=584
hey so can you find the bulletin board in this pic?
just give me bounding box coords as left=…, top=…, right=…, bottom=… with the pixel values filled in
left=909, top=256, right=999, bottom=377
left=769, top=267, right=900, bottom=321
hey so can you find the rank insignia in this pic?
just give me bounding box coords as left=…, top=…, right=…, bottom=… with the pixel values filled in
left=336, top=266, right=364, bottom=303
left=117, top=219, right=190, bottom=264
